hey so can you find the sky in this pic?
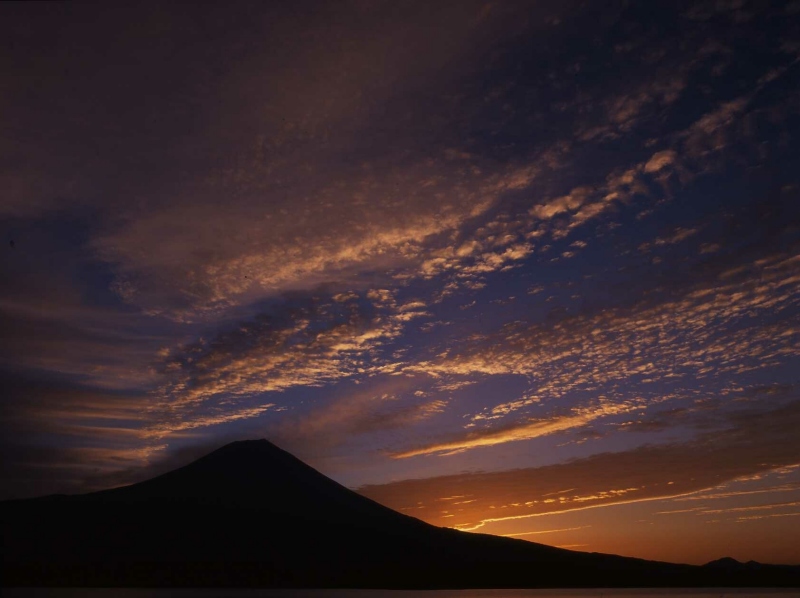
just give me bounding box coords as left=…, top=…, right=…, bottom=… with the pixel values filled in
left=1, top=0, right=799, bottom=566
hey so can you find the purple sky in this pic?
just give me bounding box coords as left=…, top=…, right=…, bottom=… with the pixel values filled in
left=1, top=0, right=799, bottom=564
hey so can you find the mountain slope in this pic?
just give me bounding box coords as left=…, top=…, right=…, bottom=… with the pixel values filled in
left=2, top=439, right=798, bottom=588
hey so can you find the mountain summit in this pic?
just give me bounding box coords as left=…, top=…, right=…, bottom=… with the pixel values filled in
left=2, top=440, right=798, bottom=588
left=88, top=439, right=416, bottom=523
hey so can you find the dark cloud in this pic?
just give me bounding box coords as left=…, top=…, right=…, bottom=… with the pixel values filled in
left=0, top=370, right=153, bottom=499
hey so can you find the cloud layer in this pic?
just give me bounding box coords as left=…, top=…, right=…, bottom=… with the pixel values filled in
left=1, top=0, right=799, bottom=564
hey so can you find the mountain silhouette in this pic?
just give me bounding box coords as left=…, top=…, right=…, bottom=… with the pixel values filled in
left=2, top=439, right=798, bottom=588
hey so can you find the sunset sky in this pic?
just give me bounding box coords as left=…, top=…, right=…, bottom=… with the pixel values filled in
left=2, top=1, right=799, bottom=565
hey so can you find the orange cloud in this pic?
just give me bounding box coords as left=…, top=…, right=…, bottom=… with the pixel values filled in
left=392, top=401, right=639, bottom=458
left=360, top=401, right=800, bottom=531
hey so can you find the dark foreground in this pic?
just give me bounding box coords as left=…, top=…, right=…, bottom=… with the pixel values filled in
left=3, top=590, right=800, bottom=598
left=2, top=440, right=799, bottom=588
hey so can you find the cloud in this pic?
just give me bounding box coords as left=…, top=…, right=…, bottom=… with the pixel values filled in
left=3, top=1, right=790, bottom=327
left=530, top=187, right=592, bottom=220
left=404, top=242, right=800, bottom=390
left=3, top=2, right=555, bottom=320
left=682, top=97, right=751, bottom=160
left=644, top=150, right=678, bottom=174
left=16, top=2, right=778, bottom=325
left=273, top=377, right=448, bottom=455
left=0, top=371, right=164, bottom=499
left=638, top=226, right=701, bottom=253
left=1, top=0, right=799, bottom=504
left=504, top=525, right=591, bottom=538
left=385, top=229, right=800, bottom=462
left=578, top=77, right=687, bottom=142
left=392, top=400, right=639, bottom=458
left=144, top=290, right=414, bottom=434
left=360, top=401, right=800, bottom=531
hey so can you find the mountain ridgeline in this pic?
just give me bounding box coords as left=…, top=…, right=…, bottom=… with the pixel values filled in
left=1, top=439, right=798, bottom=588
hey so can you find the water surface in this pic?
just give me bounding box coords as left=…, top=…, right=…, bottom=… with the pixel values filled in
left=3, top=588, right=798, bottom=598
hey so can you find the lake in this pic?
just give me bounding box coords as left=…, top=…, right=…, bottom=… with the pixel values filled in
left=2, top=589, right=798, bottom=598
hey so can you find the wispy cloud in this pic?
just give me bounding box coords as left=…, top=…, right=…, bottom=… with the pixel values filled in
left=392, top=400, right=639, bottom=458
left=504, top=525, right=591, bottom=538
left=272, top=377, right=448, bottom=453
left=401, top=246, right=799, bottom=415
left=360, top=401, right=800, bottom=530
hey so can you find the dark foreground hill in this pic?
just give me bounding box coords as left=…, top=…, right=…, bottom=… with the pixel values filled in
left=2, top=439, right=798, bottom=588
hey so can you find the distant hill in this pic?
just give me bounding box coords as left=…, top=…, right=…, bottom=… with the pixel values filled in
left=2, top=439, right=798, bottom=588
left=703, top=556, right=797, bottom=573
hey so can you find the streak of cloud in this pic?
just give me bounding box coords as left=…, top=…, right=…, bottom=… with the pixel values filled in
left=392, top=400, right=639, bottom=458
left=360, top=401, right=800, bottom=530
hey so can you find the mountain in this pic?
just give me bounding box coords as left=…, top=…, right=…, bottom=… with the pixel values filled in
left=2, top=439, right=798, bottom=588
left=703, top=556, right=799, bottom=575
